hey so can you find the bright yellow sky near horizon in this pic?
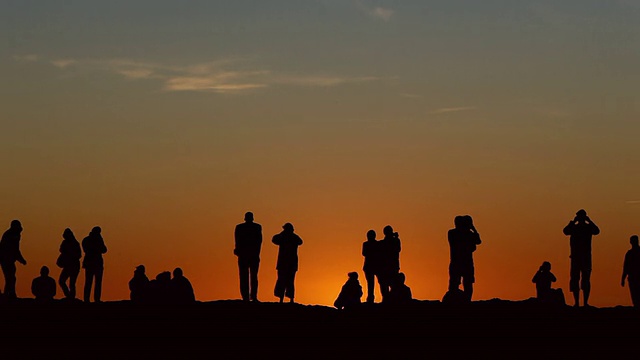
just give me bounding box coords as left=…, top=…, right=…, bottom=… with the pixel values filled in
left=1, top=1, right=639, bottom=307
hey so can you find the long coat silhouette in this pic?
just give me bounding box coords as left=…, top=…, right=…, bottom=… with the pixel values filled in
left=57, top=228, right=82, bottom=300
left=272, top=223, right=303, bottom=303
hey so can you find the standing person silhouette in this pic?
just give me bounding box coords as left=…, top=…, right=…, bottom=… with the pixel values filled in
left=621, top=235, right=640, bottom=308
left=57, top=228, right=82, bottom=300
left=447, top=215, right=482, bottom=302
left=379, top=225, right=401, bottom=303
left=272, top=223, right=303, bottom=303
left=563, top=209, right=600, bottom=307
left=82, top=226, right=107, bottom=303
left=362, top=229, right=381, bottom=304
left=234, top=211, right=263, bottom=302
left=0, top=220, right=27, bottom=300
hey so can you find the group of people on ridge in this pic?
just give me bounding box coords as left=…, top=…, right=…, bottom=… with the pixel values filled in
left=2, top=207, right=640, bottom=309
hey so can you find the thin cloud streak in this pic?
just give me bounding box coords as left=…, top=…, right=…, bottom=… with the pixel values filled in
left=355, top=1, right=394, bottom=22
left=626, top=200, right=640, bottom=204
left=13, top=54, right=39, bottom=62
left=24, top=55, right=388, bottom=94
left=431, top=106, right=477, bottom=114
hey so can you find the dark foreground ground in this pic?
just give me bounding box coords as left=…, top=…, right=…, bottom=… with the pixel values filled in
left=1, top=298, right=637, bottom=358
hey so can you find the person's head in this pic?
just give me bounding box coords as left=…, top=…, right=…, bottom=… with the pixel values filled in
left=10, top=220, right=22, bottom=232
left=244, top=212, right=254, bottom=222
left=157, top=271, right=171, bottom=282
left=135, top=265, right=146, bottom=274
left=575, top=209, right=587, bottom=222
left=366, top=230, right=376, bottom=241
left=283, top=223, right=294, bottom=233
left=541, top=261, right=551, bottom=272
left=463, top=215, right=474, bottom=229
left=348, top=272, right=358, bottom=281
left=396, top=272, right=406, bottom=285
left=91, top=226, right=101, bottom=235
left=173, top=267, right=183, bottom=278
left=383, top=225, right=394, bottom=237
left=631, top=235, right=639, bottom=247
left=63, top=228, right=75, bottom=240
left=454, top=216, right=464, bottom=229
left=40, top=265, right=49, bottom=277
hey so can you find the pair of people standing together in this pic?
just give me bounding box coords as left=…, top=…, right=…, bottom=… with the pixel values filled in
left=57, top=226, right=108, bottom=303
left=234, top=212, right=303, bottom=304
left=362, top=225, right=402, bottom=304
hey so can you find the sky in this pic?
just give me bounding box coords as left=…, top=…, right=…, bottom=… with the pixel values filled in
left=1, top=0, right=639, bottom=307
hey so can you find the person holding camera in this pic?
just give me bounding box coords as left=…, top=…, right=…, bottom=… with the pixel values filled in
left=563, top=209, right=600, bottom=307
left=447, top=215, right=482, bottom=302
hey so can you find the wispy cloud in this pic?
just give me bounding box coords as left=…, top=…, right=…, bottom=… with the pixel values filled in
left=626, top=200, right=640, bottom=204
left=24, top=55, right=387, bottom=94
left=51, top=59, right=77, bottom=69
left=431, top=106, right=477, bottom=114
left=399, top=93, right=422, bottom=99
left=13, top=54, right=39, bottom=62
left=356, top=1, right=394, bottom=22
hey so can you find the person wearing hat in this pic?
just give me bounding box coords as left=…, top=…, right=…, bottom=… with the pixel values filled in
left=563, top=209, right=600, bottom=307
left=129, top=264, right=150, bottom=303
left=82, top=226, right=108, bottom=303
left=272, top=223, right=303, bottom=303
left=0, top=219, right=27, bottom=300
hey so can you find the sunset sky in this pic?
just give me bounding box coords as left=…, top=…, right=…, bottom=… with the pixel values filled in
left=2, top=0, right=639, bottom=307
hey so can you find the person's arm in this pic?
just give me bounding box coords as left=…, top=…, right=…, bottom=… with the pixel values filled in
left=532, top=271, right=540, bottom=283
left=16, top=247, right=26, bottom=265
left=563, top=222, right=574, bottom=236
left=272, top=234, right=280, bottom=246
left=550, top=273, right=557, bottom=282
left=589, top=219, right=600, bottom=236
left=101, top=240, right=107, bottom=254
left=622, top=253, right=629, bottom=287
left=233, top=225, right=240, bottom=255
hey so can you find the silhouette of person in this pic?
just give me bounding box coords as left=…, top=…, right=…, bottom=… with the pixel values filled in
left=362, top=229, right=382, bottom=304
left=31, top=265, right=57, bottom=302
left=621, top=235, right=640, bottom=308
left=563, top=209, right=600, bottom=307
left=170, top=267, right=196, bottom=304
left=387, top=272, right=412, bottom=305
left=148, top=271, right=172, bottom=304
left=272, top=223, right=303, bottom=303
left=447, top=215, right=482, bottom=302
left=379, top=225, right=401, bottom=303
left=234, top=211, right=262, bottom=302
left=532, top=261, right=558, bottom=303
left=334, top=271, right=363, bottom=310
left=82, top=226, right=107, bottom=303
left=0, top=219, right=27, bottom=300
left=57, top=228, right=82, bottom=300
left=129, top=265, right=150, bottom=303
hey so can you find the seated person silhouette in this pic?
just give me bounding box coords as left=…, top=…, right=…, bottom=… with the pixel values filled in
left=31, top=265, right=57, bottom=302
left=148, top=271, right=172, bottom=304
left=532, top=261, right=565, bottom=305
left=334, top=272, right=363, bottom=310
left=386, top=272, right=412, bottom=305
left=129, top=265, right=150, bottom=303
left=170, top=267, right=196, bottom=304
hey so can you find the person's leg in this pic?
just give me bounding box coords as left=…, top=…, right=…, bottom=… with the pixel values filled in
left=249, top=260, right=259, bottom=301
left=2, top=262, right=17, bottom=299
left=94, top=267, right=104, bottom=302
left=448, top=263, right=461, bottom=292
left=69, top=266, right=80, bottom=299
left=84, top=269, right=94, bottom=303
left=462, top=279, right=474, bottom=302
left=569, top=262, right=580, bottom=307
left=581, top=269, right=591, bottom=307
left=378, top=271, right=390, bottom=302
left=59, top=267, right=71, bottom=298
left=365, top=271, right=375, bottom=303
left=629, top=281, right=640, bottom=308
left=286, top=271, right=296, bottom=302
left=274, top=270, right=285, bottom=302
left=238, top=258, right=249, bottom=301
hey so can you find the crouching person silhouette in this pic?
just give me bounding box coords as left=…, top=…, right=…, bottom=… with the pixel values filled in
left=387, top=272, right=413, bottom=305
left=334, top=272, right=363, bottom=310
left=532, top=261, right=565, bottom=306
